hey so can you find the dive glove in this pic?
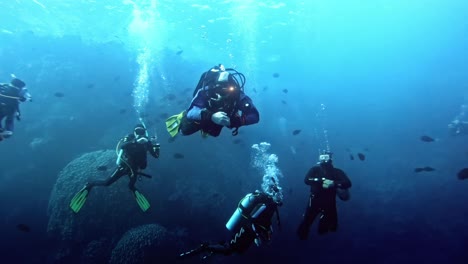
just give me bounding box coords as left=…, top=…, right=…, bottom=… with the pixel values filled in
left=211, top=111, right=231, bottom=126
left=322, top=179, right=335, bottom=189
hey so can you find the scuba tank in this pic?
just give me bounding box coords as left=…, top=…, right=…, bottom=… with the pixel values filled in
left=225, top=191, right=268, bottom=232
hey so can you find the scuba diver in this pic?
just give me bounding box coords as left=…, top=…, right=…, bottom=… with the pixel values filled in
left=297, top=152, right=352, bottom=239
left=166, top=64, right=259, bottom=138
left=0, top=77, right=32, bottom=141
left=70, top=124, right=160, bottom=213
left=179, top=187, right=282, bottom=259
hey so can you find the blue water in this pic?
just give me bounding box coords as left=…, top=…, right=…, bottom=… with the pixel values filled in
left=0, top=1, right=467, bottom=263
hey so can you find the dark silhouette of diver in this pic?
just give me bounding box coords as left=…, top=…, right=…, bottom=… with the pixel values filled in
left=166, top=64, right=259, bottom=138
left=297, top=152, right=352, bottom=239
left=70, top=124, right=160, bottom=212
left=179, top=187, right=282, bottom=259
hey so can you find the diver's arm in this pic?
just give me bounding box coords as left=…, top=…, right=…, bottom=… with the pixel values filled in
left=4, top=112, right=15, bottom=132
left=304, top=166, right=321, bottom=185
left=186, top=91, right=213, bottom=121
left=334, top=169, right=352, bottom=189
left=230, top=95, right=259, bottom=128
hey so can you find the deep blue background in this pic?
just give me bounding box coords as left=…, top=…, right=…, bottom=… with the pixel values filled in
left=0, top=1, right=467, bottom=263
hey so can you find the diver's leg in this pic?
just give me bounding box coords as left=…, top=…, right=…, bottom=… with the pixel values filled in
left=318, top=203, right=338, bottom=234
left=128, top=171, right=138, bottom=191
left=206, top=242, right=232, bottom=256
left=180, top=115, right=201, bottom=136
left=228, top=226, right=256, bottom=254
left=0, top=114, right=5, bottom=129
left=87, top=167, right=127, bottom=189
left=179, top=242, right=229, bottom=259
left=297, top=195, right=321, bottom=240
left=0, top=119, right=3, bottom=141
left=206, top=124, right=223, bottom=137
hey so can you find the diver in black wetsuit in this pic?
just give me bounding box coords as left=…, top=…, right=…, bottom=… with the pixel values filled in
left=166, top=64, right=259, bottom=138
left=297, top=152, right=352, bottom=239
left=70, top=124, right=160, bottom=213
left=179, top=188, right=282, bottom=259
left=0, top=78, right=32, bottom=141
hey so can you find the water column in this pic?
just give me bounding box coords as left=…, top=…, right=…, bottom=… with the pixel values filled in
left=315, top=103, right=331, bottom=154
left=125, top=0, right=166, bottom=118
left=251, top=142, right=284, bottom=203
left=228, top=0, right=258, bottom=86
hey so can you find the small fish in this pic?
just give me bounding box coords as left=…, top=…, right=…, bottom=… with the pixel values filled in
left=86, top=84, right=94, bottom=89
left=357, top=153, right=365, bottom=161
left=168, top=137, right=176, bottom=143
left=173, top=153, right=184, bottom=159
left=233, top=139, right=243, bottom=144
left=54, top=92, right=65, bottom=98
left=414, top=166, right=435, bottom=173
left=119, top=109, right=127, bottom=114
left=272, top=73, right=280, bottom=78
left=263, top=86, right=268, bottom=91
left=176, top=50, right=183, bottom=55
left=350, top=154, right=354, bottom=160
left=420, top=135, right=435, bottom=142
left=253, top=88, right=257, bottom=93
left=97, top=165, right=108, bottom=171
left=166, top=94, right=176, bottom=101
left=114, top=75, right=120, bottom=82
left=282, top=89, right=288, bottom=94
left=281, top=100, right=287, bottom=105
left=457, top=168, right=468, bottom=180
left=423, top=166, right=435, bottom=172
left=292, top=129, right=301, bottom=136
left=16, top=224, right=31, bottom=233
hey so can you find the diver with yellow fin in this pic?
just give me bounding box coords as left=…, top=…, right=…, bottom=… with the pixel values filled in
left=70, top=123, right=160, bottom=213
left=166, top=64, right=259, bottom=138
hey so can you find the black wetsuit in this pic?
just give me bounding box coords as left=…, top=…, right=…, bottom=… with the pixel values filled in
left=297, top=163, right=351, bottom=239
left=180, top=69, right=259, bottom=137
left=87, top=134, right=159, bottom=191
left=0, top=84, right=21, bottom=136
left=180, top=192, right=280, bottom=258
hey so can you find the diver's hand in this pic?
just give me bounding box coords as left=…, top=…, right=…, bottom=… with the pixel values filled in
left=211, top=111, right=231, bottom=126
left=322, top=179, right=334, bottom=189
left=0, top=130, right=13, bottom=138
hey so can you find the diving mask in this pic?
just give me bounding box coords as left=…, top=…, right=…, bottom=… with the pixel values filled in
left=319, top=154, right=331, bottom=163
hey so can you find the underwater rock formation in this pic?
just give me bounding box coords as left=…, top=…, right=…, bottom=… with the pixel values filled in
left=110, top=224, right=181, bottom=264
left=47, top=150, right=154, bottom=261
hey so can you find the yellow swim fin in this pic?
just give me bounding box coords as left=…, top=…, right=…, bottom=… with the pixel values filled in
left=165, top=111, right=185, bottom=137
